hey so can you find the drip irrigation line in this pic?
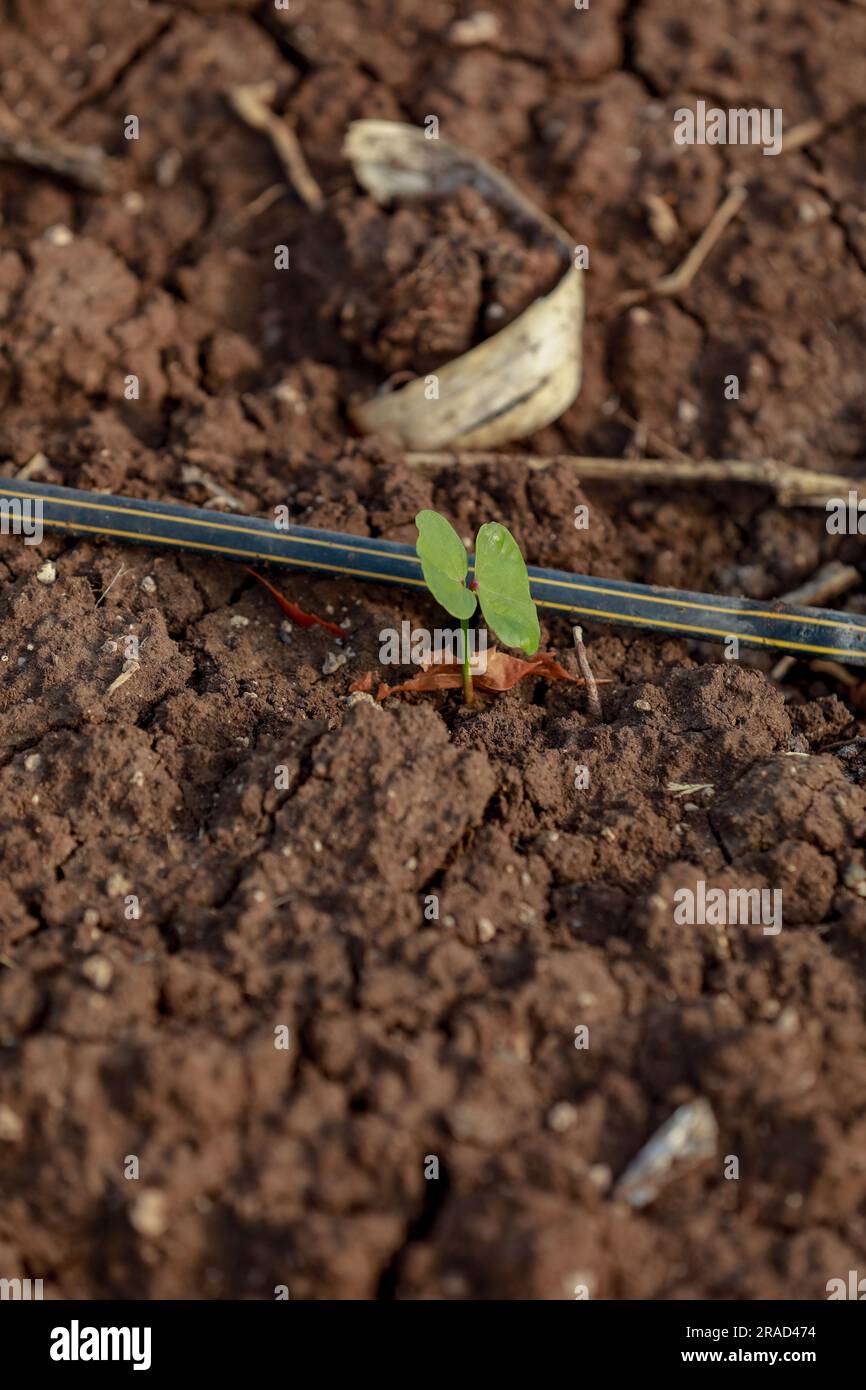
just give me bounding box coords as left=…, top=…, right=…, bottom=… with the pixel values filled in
left=3, top=477, right=866, bottom=665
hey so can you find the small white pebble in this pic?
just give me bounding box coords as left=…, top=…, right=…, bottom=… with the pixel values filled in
left=35, top=560, right=57, bottom=584
left=82, top=955, right=113, bottom=990
left=0, top=1103, right=24, bottom=1142
left=312, top=839, right=323, bottom=853
left=548, top=1101, right=578, bottom=1133
left=477, top=917, right=496, bottom=943
left=229, top=613, right=249, bottom=627
left=589, top=1164, right=612, bottom=1191
left=24, top=752, right=42, bottom=772
left=449, top=10, right=501, bottom=45
left=322, top=651, right=348, bottom=675
left=45, top=224, right=73, bottom=246
left=140, top=575, right=157, bottom=594
left=129, top=1189, right=167, bottom=1237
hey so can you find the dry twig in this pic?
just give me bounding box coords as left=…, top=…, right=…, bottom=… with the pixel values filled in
left=406, top=450, right=864, bottom=508
left=0, top=99, right=116, bottom=193
left=94, top=565, right=127, bottom=608
left=180, top=464, right=246, bottom=511
left=105, top=659, right=139, bottom=696
left=16, top=452, right=48, bottom=480
left=573, top=625, right=602, bottom=721
left=229, top=82, right=324, bottom=212
left=612, top=186, right=748, bottom=313
left=781, top=561, right=860, bottom=608
left=769, top=564, right=861, bottom=683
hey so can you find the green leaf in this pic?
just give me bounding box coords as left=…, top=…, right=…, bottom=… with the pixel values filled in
left=474, top=522, right=540, bottom=655
left=415, top=510, right=477, bottom=620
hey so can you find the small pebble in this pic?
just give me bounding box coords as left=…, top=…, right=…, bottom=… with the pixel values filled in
left=45, top=224, right=73, bottom=246
left=36, top=560, right=57, bottom=584
left=589, top=1163, right=612, bottom=1191
left=155, top=148, right=182, bottom=187
left=322, top=651, right=348, bottom=675
left=140, top=575, right=156, bottom=594
left=229, top=613, right=249, bottom=627
left=477, top=917, right=496, bottom=943
left=449, top=9, right=500, bottom=45
left=24, top=753, right=42, bottom=772
left=547, top=1101, right=578, bottom=1132
left=82, top=955, right=113, bottom=991
left=129, top=1190, right=168, bottom=1237
left=0, top=1104, right=24, bottom=1142
left=343, top=690, right=379, bottom=709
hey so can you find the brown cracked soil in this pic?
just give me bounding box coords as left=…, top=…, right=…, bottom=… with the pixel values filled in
left=1, top=0, right=866, bottom=1300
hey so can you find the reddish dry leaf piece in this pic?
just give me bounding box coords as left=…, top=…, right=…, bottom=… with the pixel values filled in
left=245, top=567, right=345, bottom=636
left=350, top=647, right=595, bottom=700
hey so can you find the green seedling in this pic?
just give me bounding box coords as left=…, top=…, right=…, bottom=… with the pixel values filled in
left=415, top=509, right=540, bottom=705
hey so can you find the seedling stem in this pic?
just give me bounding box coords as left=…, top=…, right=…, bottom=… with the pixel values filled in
left=460, top=616, right=474, bottom=706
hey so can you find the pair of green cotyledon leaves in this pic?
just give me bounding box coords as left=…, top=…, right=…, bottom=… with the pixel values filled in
left=415, top=510, right=541, bottom=656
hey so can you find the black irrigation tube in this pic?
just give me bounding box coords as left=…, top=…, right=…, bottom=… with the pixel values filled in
left=3, top=476, right=866, bottom=665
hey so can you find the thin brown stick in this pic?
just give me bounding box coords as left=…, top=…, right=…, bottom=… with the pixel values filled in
left=220, top=183, right=287, bottom=239
left=0, top=100, right=116, bottom=193
left=784, top=103, right=866, bottom=153
left=781, top=562, right=860, bottom=608
left=94, top=564, right=127, bottom=608
left=229, top=82, right=324, bottom=213
left=809, top=659, right=860, bottom=688
left=16, top=452, right=48, bottom=480
left=405, top=450, right=865, bottom=508
left=180, top=464, right=246, bottom=512
left=612, top=185, right=748, bottom=312
left=614, top=408, right=690, bottom=463
left=573, top=626, right=602, bottom=721
left=769, top=565, right=861, bottom=683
